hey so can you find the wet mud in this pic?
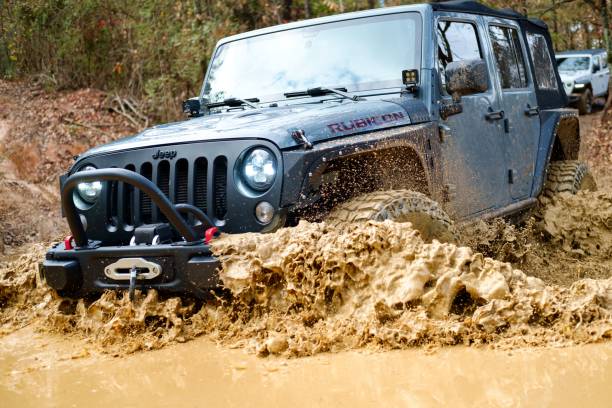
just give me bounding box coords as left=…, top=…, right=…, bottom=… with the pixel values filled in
left=1, top=192, right=610, bottom=359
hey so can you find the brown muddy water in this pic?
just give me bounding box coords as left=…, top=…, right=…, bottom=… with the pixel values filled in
left=1, top=328, right=611, bottom=408
left=1, top=190, right=611, bottom=406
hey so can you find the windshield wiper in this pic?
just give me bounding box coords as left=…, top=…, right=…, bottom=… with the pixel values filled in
left=284, top=87, right=364, bottom=101
left=206, top=97, right=260, bottom=109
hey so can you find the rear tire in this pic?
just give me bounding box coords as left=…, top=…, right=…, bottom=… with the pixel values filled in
left=539, top=160, right=597, bottom=206
left=577, top=88, right=593, bottom=114
left=326, top=190, right=455, bottom=243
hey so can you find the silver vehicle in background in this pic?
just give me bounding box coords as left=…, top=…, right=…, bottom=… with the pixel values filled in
left=556, top=49, right=610, bottom=114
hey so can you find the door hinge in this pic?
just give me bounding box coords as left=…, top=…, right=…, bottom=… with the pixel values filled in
left=508, top=169, right=515, bottom=184
left=503, top=118, right=510, bottom=133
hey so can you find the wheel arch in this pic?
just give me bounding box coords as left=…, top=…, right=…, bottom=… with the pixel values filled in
left=281, top=124, right=439, bottom=219
left=532, top=110, right=580, bottom=197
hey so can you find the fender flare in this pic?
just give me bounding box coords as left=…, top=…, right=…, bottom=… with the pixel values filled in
left=531, top=109, right=580, bottom=197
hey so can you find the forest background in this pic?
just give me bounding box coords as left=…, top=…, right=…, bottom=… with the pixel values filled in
left=0, top=0, right=610, bottom=122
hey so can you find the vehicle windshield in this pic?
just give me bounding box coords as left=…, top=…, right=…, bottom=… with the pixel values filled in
left=202, top=13, right=422, bottom=104
left=556, top=56, right=590, bottom=72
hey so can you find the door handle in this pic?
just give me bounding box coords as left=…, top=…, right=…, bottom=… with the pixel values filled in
left=485, top=107, right=504, bottom=120
left=525, top=104, right=539, bottom=116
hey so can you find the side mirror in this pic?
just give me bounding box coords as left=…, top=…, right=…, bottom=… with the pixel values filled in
left=445, top=59, right=488, bottom=100
left=182, top=97, right=202, bottom=118
left=592, top=64, right=600, bottom=73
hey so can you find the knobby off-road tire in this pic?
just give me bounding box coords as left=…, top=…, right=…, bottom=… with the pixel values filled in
left=326, top=190, right=455, bottom=243
left=578, top=88, right=593, bottom=115
left=539, top=160, right=597, bottom=206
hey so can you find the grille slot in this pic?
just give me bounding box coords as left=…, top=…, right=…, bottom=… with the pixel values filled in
left=122, top=164, right=135, bottom=226
left=213, top=157, right=227, bottom=220
left=140, top=162, right=153, bottom=224
left=193, top=157, right=208, bottom=213
left=175, top=159, right=189, bottom=204
left=157, top=161, right=171, bottom=222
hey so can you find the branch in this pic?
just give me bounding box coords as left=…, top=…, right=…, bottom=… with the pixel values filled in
left=535, top=0, right=580, bottom=17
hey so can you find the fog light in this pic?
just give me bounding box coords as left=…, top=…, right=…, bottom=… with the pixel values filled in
left=255, top=201, right=274, bottom=224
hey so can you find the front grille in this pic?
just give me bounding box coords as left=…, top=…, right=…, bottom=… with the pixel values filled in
left=108, top=155, right=228, bottom=227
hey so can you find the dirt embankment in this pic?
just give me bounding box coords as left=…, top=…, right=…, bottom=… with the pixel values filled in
left=0, top=80, right=610, bottom=359
left=0, top=80, right=134, bottom=249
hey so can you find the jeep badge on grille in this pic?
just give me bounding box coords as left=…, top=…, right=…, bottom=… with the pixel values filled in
left=152, top=149, right=177, bottom=159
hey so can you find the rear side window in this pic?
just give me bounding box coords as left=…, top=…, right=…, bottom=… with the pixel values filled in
left=437, top=20, right=484, bottom=92
left=602, top=53, right=609, bottom=68
left=489, top=25, right=527, bottom=89
left=526, top=33, right=557, bottom=90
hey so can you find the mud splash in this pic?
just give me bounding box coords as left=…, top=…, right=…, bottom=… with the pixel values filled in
left=1, top=192, right=611, bottom=357
left=460, top=191, right=612, bottom=285
left=210, top=218, right=611, bottom=356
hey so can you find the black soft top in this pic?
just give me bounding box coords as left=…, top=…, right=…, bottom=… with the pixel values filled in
left=430, top=1, right=547, bottom=29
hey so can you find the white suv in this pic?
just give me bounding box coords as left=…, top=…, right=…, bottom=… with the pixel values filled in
left=556, top=49, right=610, bottom=114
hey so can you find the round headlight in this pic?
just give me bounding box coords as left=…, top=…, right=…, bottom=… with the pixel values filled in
left=76, top=165, right=102, bottom=203
left=242, top=148, right=276, bottom=191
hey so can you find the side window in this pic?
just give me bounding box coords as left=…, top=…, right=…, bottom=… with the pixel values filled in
left=437, top=20, right=484, bottom=93
left=489, top=25, right=527, bottom=89
left=593, top=55, right=600, bottom=71
left=602, top=53, right=609, bottom=69
left=526, top=33, right=557, bottom=90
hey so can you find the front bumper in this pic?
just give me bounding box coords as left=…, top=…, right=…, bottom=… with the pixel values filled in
left=42, top=241, right=220, bottom=298
left=44, top=167, right=224, bottom=298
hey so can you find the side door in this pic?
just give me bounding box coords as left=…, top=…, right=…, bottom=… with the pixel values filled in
left=591, top=54, right=609, bottom=97
left=435, top=13, right=508, bottom=218
left=484, top=18, right=540, bottom=200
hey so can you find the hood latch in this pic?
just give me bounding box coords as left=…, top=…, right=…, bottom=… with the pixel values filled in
left=291, top=129, right=313, bottom=150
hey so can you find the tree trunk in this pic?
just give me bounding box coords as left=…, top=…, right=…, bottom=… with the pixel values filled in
left=552, top=0, right=559, bottom=34
left=282, top=0, right=293, bottom=22
left=585, top=23, right=592, bottom=49
left=602, top=0, right=610, bottom=55
left=304, top=0, right=310, bottom=18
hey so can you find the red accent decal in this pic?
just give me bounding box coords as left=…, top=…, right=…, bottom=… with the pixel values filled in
left=64, top=235, right=74, bottom=250
left=205, top=227, right=220, bottom=244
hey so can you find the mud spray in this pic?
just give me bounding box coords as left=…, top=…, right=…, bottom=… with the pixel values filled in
left=0, top=191, right=610, bottom=358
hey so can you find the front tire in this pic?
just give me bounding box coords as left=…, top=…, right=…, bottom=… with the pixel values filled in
left=577, top=88, right=593, bottom=114
left=326, top=190, right=455, bottom=242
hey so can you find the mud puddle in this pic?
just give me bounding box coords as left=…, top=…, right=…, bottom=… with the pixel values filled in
left=1, top=328, right=610, bottom=407
left=0, top=191, right=611, bottom=405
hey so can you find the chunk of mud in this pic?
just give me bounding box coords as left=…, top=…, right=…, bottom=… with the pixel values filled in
left=459, top=191, right=612, bottom=286
left=541, top=191, right=611, bottom=257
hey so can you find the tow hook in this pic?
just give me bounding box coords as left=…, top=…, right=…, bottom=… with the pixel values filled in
left=129, top=266, right=139, bottom=301
left=205, top=227, right=220, bottom=244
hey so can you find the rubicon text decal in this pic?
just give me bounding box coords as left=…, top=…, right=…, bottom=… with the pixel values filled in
left=327, top=112, right=406, bottom=133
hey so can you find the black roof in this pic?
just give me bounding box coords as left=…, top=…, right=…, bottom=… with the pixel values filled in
left=555, top=49, right=607, bottom=56
left=429, top=1, right=547, bottom=28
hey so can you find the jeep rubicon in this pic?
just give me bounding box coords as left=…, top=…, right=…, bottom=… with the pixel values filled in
left=556, top=48, right=610, bottom=114
left=42, top=1, right=596, bottom=299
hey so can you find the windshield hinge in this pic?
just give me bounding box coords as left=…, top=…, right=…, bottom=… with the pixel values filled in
left=291, top=129, right=313, bottom=150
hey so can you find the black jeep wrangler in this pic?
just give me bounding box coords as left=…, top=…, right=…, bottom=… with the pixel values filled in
left=42, top=1, right=596, bottom=298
